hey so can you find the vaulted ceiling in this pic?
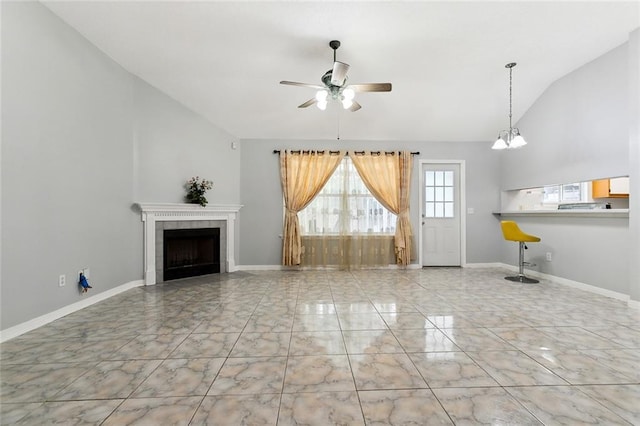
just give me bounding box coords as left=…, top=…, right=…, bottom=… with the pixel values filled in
left=43, top=1, right=639, bottom=142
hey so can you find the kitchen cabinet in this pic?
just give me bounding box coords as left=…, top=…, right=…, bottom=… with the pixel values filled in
left=592, top=177, right=629, bottom=198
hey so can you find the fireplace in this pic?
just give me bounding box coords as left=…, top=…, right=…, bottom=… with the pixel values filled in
left=163, top=228, right=220, bottom=281
left=136, top=203, right=242, bottom=285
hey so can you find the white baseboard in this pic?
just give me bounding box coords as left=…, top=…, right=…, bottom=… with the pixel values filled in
left=0, top=280, right=144, bottom=343
left=405, top=264, right=422, bottom=270
left=237, top=265, right=284, bottom=271
left=464, top=262, right=504, bottom=268
left=493, top=262, right=633, bottom=304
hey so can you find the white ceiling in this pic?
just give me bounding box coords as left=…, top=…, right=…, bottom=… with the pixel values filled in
left=42, top=1, right=639, bottom=143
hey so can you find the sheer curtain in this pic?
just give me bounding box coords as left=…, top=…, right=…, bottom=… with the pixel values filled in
left=349, top=151, right=413, bottom=265
left=279, top=150, right=344, bottom=266
left=298, top=157, right=396, bottom=269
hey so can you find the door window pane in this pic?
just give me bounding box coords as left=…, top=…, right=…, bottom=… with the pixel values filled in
left=425, top=187, right=434, bottom=202
left=425, top=171, right=435, bottom=186
left=444, top=171, right=453, bottom=186
left=435, top=171, right=444, bottom=186
left=425, top=169, right=455, bottom=218
left=425, top=202, right=435, bottom=217
left=444, top=187, right=454, bottom=202
left=444, top=202, right=454, bottom=217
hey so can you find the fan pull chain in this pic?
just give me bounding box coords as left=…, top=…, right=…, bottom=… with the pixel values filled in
left=337, top=107, right=341, bottom=140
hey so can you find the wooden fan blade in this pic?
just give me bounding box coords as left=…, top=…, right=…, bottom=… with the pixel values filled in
left=280, top=81, right=325, bottom=90
left=349, top=83, right=392, bottom=92
left=298, top=98, right=318, bottom=108
left=331, top=61, right=350, bottom=86
left=349, top=100, right=362, bottom=112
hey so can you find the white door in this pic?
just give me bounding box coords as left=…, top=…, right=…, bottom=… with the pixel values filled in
left=422, top=164, right=461, bottom=266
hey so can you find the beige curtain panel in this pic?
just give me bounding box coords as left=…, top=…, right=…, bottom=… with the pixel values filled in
left=301, top=235, right=396, bottom=269
left=349, top=151, right=414, bottom=265
left=279, top=150, right=344, bottom=265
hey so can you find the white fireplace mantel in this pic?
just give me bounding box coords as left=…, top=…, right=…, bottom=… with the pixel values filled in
left=136, top=203, right=242, bottom=285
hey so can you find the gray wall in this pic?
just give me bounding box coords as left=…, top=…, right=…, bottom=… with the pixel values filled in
left=499, top=215, right=629, bottom=294
left=499, top=40, right=635, bottom=297
left=501, top=43, right=629, bottom=190
left=1, top=2, right=139, bottom=329
left=239, top=139, right=502, bottom=266
left=133, top=78, right=241, bottom=205
left=1, top=2, right=243, bottom=331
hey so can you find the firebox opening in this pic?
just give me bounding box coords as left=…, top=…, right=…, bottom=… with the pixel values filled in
left=163, top=228, right=220, bottom=281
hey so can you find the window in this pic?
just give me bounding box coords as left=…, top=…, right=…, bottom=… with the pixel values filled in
left=298, top=157, right=396, bottom=235
left=542, top=185, right=560, bottom=204
left=561, top=183, right=583, bottom=202
left=424, top=170, right=454, bottom=218
left=543, top=182, right=588, bottom=204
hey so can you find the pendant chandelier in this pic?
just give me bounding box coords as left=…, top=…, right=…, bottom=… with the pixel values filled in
left=492, top=62, right=527, bottom=150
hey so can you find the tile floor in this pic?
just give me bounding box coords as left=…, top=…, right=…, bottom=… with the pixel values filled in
left=1, top=268, right=640, bottom=425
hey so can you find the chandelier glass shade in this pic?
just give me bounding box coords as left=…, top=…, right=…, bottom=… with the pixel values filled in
left=493, top=128, right=526, bottom=150
left=492, top=62, right=527, bottom=150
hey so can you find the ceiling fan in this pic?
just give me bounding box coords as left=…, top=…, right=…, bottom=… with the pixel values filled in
left=280, top=40, right=392, bottom=112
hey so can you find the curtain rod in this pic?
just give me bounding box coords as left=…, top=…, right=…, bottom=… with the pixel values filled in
left=273, top=150, right=420, bottom=155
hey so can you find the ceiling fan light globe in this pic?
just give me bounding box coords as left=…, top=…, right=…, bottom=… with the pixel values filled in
left=491, top=137, right=508, bottom=150
left=315, top=90, right=328, bottom=102
left=342, top=88, right=355, bottom=100
left=317, top=100, right=327, bottom=111
left=341, top=98, right=353, bottom=109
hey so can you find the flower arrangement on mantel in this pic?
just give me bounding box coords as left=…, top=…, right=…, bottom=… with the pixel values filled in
left=185, top=176, right=213, bottom=207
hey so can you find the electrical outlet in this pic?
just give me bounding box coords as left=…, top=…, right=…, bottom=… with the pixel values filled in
left=546, top=252, right=552, bottom=261
left=59, top=274, right=66, bottom=287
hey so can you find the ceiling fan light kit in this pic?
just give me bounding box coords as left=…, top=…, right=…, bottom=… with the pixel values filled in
left=492, top=62, right=528, bottom=150
left=280, top=40, right=392, bottom=112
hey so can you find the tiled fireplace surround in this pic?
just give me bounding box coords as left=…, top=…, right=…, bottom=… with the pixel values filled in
left=137, top=204, right=242, bottom=285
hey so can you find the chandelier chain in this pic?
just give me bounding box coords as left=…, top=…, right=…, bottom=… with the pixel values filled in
left=492, top=61, right=526, bottom=150
left=509, top=65, right=513, bottom=129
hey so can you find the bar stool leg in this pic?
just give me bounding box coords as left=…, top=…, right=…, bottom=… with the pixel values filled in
left=505, top=241, right=539, bottom=284
left=519, top=242, right=525, bottom=276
